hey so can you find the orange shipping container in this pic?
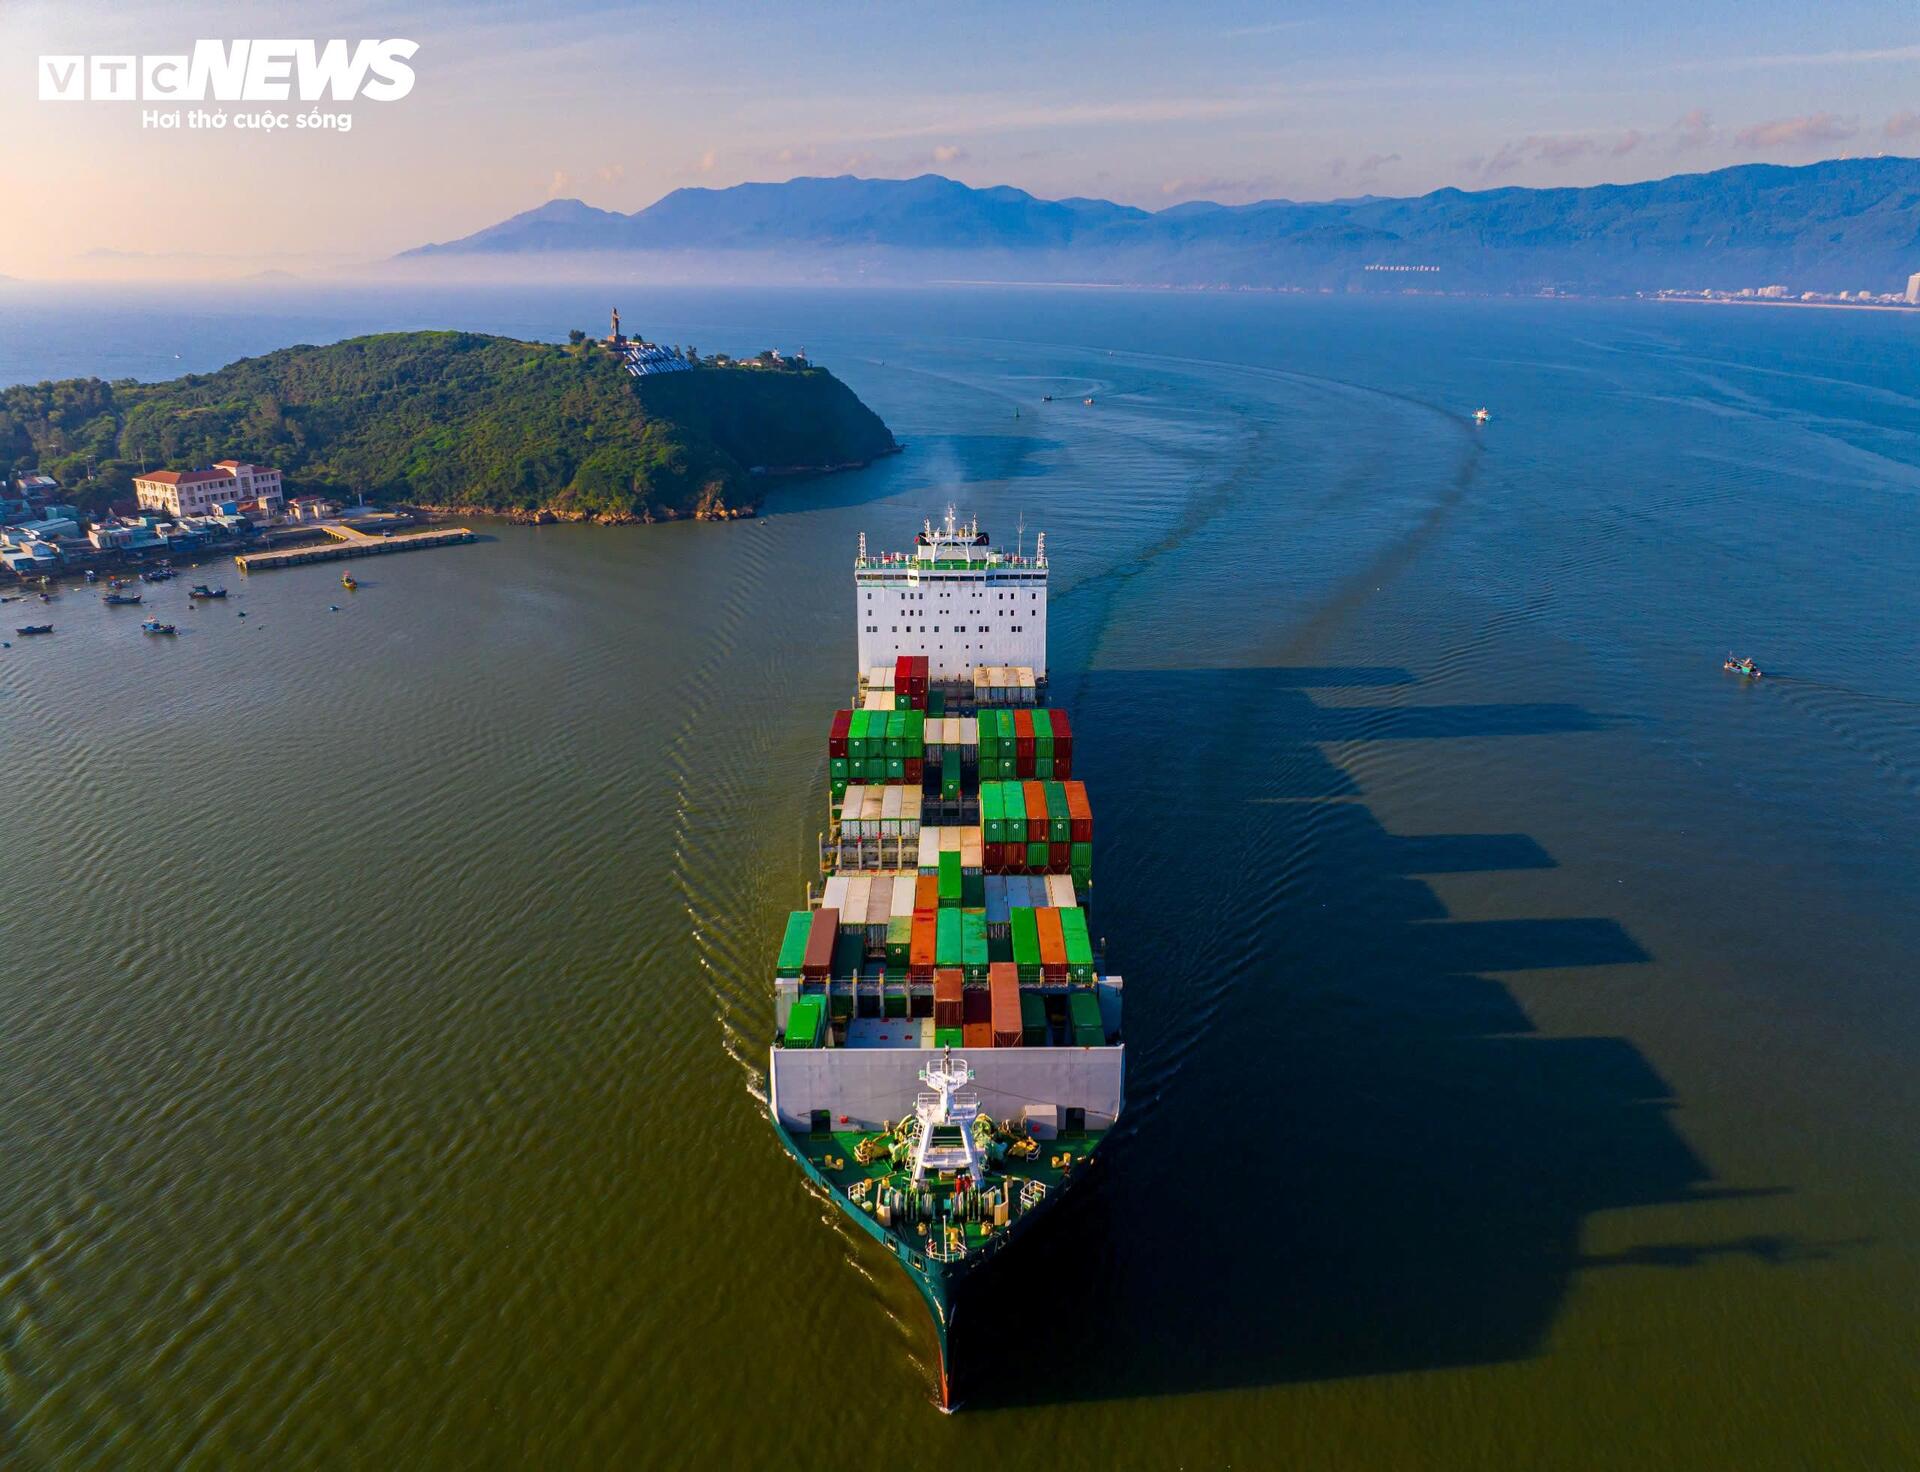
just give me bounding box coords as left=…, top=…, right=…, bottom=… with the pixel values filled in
left=963, top=1021, right=993, bottom=1049
left=989, top=962, right=1021, bottom=1047
left=911, top=910, right=938, bottom=976
left=1035, top=905, right=1067, bottom=981
left=915, top=874, right=940, bottom=912
left=1023, top=780, right=1048, bottom=842
left=934, top=968, right=964, bottom=1027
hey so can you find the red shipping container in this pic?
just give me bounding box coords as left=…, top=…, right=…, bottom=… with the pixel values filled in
left=1035, top=906, right=1067, bottom=980
left=1065, top=781, right=1092, bottom=843
left=962, top=1021, right=993, bottom=1049
left=934, top=968, right=964, bottom=1027
left=894, top=654, right=912, bottom=693
left=963, top=987, right=991, bottom=1024
left=1023, top=780, right=1049, bottom=843
left=1055, top=754, right=1073, bottom=780
left=915, top=874, right=940, bottom=912
left=912, top=655, right=929, bottom=695
left=904, top=757, right=923, bottom=783
left=1048, top=841, right=1070, bottom=873
left=829, top=709, right=851, bottom=759
left=1049, top=708, right=1073, bottom=759
left=1014, top=709, right=1036, bottom=777
left=989, top=963, right=1022, bottom=1047
left=804, top=907, right=840, bottom=980
left=911, top=911, right=937, bottom=978
left=984, top=842, right=1008, bottom=875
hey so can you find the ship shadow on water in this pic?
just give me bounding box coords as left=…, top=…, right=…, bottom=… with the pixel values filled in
left=956, top=664, right=1784, bottom=1409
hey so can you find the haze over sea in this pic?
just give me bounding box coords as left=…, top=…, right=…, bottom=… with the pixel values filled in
left=3, top=284, right=1918, bottom=1468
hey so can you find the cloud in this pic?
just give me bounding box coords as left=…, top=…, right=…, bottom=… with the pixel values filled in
left=547, top=170, right=573, bottom=197
left=596, top=163, right=625, bottom=185
left=1886, top=111, right=1920, bottom=140
left=1158, top=173, right=1285, bottom=202
left=1610, top=130, right=1644, bottom=157
left=1669, top=43, right=1920, bottom=73
left=1356, top=151, right=1401, bottom=174
left=932, top=143, right=969, bottom=164
left=696, top=148, right=718, bottom=174
left=1734, top=112, right=1859, bottom=148
left=1669, top=108, right=1715, bottom=151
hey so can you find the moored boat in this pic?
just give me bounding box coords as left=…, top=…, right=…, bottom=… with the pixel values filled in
left=189, top=584, right=228, bottom=599
left=1724, top=654, right=1763, bottom=678
left=103, top=592, right=142, bottom=606
left=140, top=619, right=177, bottom=635
left=16, top=624, right=53, bottom=635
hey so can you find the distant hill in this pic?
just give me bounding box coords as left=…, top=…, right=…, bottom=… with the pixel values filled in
left=399, top=158, right=1920, bottom=294
left=0, top=332, right=898, bottom=522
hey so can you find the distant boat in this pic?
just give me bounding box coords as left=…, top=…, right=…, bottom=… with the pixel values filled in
left=102, top=592, right=142, bottom=606
left=1723, top=654, right=1763, bottom=679
left=1473, top=407, right=1491, bottom=424
left=1084, top=396, right=1095, bottom=406
left=15, top=624, right=53, bottom=635
left=1042, top=395, right=1053, bottom=403
left=142, top=569, right=174, bottom=583
left=341, top=573, right=358, bottom=590
left=141, top=619, right=177, bottom=635
left=188, top=585, right=228, bottom=599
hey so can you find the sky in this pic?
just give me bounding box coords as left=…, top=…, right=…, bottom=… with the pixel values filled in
left=2, top=0, right=1917, bottom=278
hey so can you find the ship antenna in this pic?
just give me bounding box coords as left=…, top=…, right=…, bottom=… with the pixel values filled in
left=858, top=531, right=867, bottom=566
left=1016, top=509, right=1025, bottom=563
left=1036, top=531, right=1045, bottom=567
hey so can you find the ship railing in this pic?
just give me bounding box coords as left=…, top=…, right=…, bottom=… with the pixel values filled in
left=1019, top=1180, right=1048, bottom=1214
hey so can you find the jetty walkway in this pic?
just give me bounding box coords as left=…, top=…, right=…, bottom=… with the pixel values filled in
left=234, top=521, right=475, bottom=572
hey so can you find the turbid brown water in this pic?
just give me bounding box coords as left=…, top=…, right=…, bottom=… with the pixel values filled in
left=2, top=287, right=1919, bottom=1467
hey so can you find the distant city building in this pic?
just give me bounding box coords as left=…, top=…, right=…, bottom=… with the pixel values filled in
left=1907, top=272, right=1920, bottom=305
left=1757, top=284, right=1789, bottom=298
left=134, top=461, right=283, bottom=519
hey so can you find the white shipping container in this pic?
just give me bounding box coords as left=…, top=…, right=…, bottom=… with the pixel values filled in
left=890, top=871, right=918, bottom=919
left=1046, top=874, right=1076, bottom=908
left=868, top=875, right=894, bottom=927
left=844, top=875, right=872, bottom=928
left=822, top=875, right=849, bottom=912
left=918, top=828, right=939, bottom=871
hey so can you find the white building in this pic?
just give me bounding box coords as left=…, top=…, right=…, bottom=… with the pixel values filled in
left=133, top=461, right=283, bottom=519
left=854, top=509, right=1047, bottom=681
left=1907, top=272, right=1920, bottom=305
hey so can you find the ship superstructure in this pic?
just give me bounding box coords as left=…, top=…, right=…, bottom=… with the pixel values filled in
left=768, top=509, right=1123, bottom=1409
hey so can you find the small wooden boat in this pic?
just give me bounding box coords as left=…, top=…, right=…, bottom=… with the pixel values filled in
left=16, top=624, right=53, bottom=635
left=1723, top=654, right=1763, bottom=679
left=141, top=620, right=177, bottom=635
left=142, top=569, right=174, bottom=583
left=188, top=585, right=228, bottom=599
left=1474, top=407, right=1491, bottom=424
left=103, top=592, right=142, bottom=606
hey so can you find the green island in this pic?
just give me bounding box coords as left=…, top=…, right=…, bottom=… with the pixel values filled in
left=0, top=330, right=900, bottom=522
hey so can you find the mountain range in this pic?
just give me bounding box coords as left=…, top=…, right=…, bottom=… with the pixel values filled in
left=398, top=157, right=1920, bottom=295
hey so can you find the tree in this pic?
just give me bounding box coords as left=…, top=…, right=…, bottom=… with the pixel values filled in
left=568, top=328, right=586, bottom=345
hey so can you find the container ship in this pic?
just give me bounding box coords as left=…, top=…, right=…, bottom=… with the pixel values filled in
left=768, top=510, right=1124, bottom=1410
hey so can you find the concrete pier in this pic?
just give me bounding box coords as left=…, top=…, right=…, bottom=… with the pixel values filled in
left=235, top=521, right=475, bottom=572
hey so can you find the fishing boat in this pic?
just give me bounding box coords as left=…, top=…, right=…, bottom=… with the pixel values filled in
left=772, top=511, right=1116, bottom=1411
left=142, top=569, right=174, bottom=583
left=189, top=585, right=228, bottom=599
left=140, top=619, right=177, bottom=636
left=102, top=592, right=142, bottom=606
left=16, top=624, right=53, bottom=635
left=1724, top=654, right=1763, bottom=679
left=341, top=573, right=358, bottom=590
left=108, top=577, right=131, bottom=589
left=1474, top=407, right=1491, bottom=424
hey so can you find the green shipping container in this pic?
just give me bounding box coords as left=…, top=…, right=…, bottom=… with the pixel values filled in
left=1060, top=907, right=1094, bottom=980
left=1026, top=841, right=1049, bottom=870
left=776, top=911, right=812, bottom=978
left=1010, top=907, right=1041, bottom=980
left=1020, top=991, right=1048, bottom=1046
left=887, top=756, right=906, bottom=781
left=936, top=908, right=963, bottom=968
left=1005, top=781, right=1027, bottom=829
left=934, top=1025, right=964, bottom=1048
left=830, top=757, right=849, bottom=781
left=885, top=984, right=908, bottom=1019
left=829, top=986, right=854, bottom=1020
left=962, top=908, right=989, bottom=979
left=849, top=709, right=871, bottom=760
left=962, top=873, right=985, bottom=908
left=989, top=931, right=1014, bottom=964
left=1031, top=707, right=1053, bottom=753
left=981, top=783, right=1006, bottom=844
left=885, top=712, right=906, bottom=758
left=833, top=932, right=864, bottom=980
left=1069, top=990, right=1104, bottom=1045
left=1070, top=841, right=1093, bottom=870
left=904, top=710, right=925, bottom=760
left=895, top=691, right=913, bottom=711
left=886, top=915, right=913, bottom=968
left=938, top=850, right=962, bottom=906
left=929, top=690, right=946, bottom=716
left=785, top=995, right=824, bottom=1048
left=978, top=719, right=1000, bottom=760
left=1045, top=781, right=1071, bottom=843
left=830, top=779, right=848, bottom=803
left=1035, top=755, right=1053, bottom=780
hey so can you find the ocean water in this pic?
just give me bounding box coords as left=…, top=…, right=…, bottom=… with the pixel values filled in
left=2, top=284, right=1918, bottom=1468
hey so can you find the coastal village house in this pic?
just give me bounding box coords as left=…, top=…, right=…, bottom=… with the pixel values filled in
left=134, top=461, right=284, bottom=520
